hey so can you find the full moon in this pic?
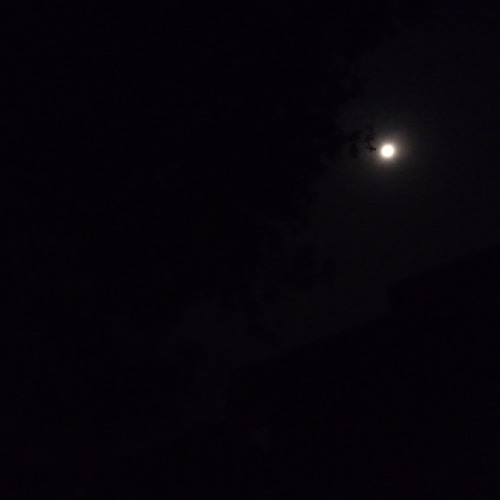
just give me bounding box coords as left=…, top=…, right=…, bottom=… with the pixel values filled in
left=381, top=144, right=395, bottom=158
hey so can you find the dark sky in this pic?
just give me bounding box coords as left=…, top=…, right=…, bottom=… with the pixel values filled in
left=5, top=2, right=500, bottom=454
left=198, top=3, right=500, bottom=347
left=311, top=2, right=500, bottom=326
left=176, top=2, right=500, bottom=423
left=106, top=6, right=492, bottom=434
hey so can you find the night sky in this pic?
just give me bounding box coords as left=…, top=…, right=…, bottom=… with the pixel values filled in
left=308, top=2, right=500, bottom=338
left=331, top=2, right=500, bottom=279
left=194, top=2, right=500, bottom=358
left=3, top=2, right=500, bottom=496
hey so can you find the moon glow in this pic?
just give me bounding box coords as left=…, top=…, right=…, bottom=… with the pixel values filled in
left=381, top=144, right=395, bottom=158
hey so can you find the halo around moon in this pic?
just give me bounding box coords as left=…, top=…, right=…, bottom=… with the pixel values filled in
left=381, top=144, right=395, bottom=158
